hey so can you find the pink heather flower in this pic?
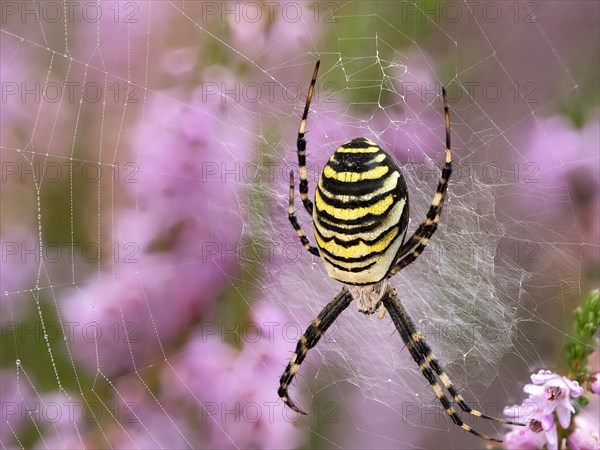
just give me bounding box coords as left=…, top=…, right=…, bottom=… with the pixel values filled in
left=504, top=398, right=542, bottom=424
left=568, top=415, right=600, bottom=450
left=540, top=415, right=559, bottom=450
left=163, top=303, right=305, bottom=449
left=227, top=0, right=322, bottom=68
left=1, top=370, right=34, bottom=446
left=517, top=115, right=600, bottom=254
left=161, top=47, right=197, bottom=76
left=60, top=72, right=255, bottom=376
left=504, top=416, right=557, bottom=450
left=504, top=399, right=558, bottom=449
left=30, top=391, right=89, bottom=449
left=525, top=114, right=599, bottom=190
left=33, top=429, right=87, bottom=450
left=591, top=373, right=600, bottom=395
left=61, top=268, right=215, bottom=375
left=73, top=2, right=174, bottom=84
left=504, top=371, right=585, bottom=449
left=377, top=51, right=447, bottom=162
left=0, top=36, right=77, bottom=160
left=103, top=378, right=193, bottom=449
left=525, top=370, right=584, bottom=428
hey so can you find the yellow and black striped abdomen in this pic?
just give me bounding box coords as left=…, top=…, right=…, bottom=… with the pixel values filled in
left=313, top=137, right=409, bottom=284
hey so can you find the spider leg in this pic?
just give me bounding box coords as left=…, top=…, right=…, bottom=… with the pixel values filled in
left=423, top=346, right=524, bottom=426
left=381, top=285, right=523, bottom=442
left=296, top=60, right=320, bottom=216
left=387, top=88, right=452, bottom=277
left=289, top=170, right=320, bottom=256
left=279, top=286, right=353, bottom=415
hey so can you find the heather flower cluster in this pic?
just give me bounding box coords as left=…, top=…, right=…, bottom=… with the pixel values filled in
left=504, top=370, right=584, bottom=449
left=503, top=291, right=600, bottom=450
left=59, top=74, right=253, bottom=374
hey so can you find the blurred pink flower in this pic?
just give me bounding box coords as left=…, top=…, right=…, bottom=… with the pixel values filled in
left=103, top=377, right=193, bottom=449
left=161, top=47, right=197, bottom=77
left=227, top=0, right=323, bottom=68
left=510, top=114, right=600, bottom=260
left=72, top=2, right=174, bottom=84
left=61, top=73, right=254, bottom=375
left=0, top=370, right=34, bottom=446
left=524, top=116, right=599, bottom=189
left=568, top=414, right=600, bottom=450
left=591, top=373, right=600, bottom=395
left=61, top=269, right=208, bottom=375
left=34, top=429, right=86, bottom=450
left=377, top=51, right=447, bottom=162
left=163, top=302, right=305, bottom=449
left=0, top=36, right=77, bottom=160
left=30, top=391, right=91, bottom=449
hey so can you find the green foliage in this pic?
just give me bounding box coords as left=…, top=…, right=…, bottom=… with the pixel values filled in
left=566, top=289, right=600, bottom=403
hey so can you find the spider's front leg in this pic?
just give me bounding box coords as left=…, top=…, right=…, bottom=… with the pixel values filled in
left=296, top=60, right=320, bottom=215
left=387, top=87, right=452, bottom=277
left=288, top=170, right=320, bottom=256
left=278, top=287, right=353, bottom=414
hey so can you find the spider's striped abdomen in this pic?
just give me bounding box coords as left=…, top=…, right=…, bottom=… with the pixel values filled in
left=313, top=137, right=409, bottom=285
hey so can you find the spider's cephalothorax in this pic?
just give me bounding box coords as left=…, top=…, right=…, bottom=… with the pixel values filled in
left=280, top=61, right=525, bottom=442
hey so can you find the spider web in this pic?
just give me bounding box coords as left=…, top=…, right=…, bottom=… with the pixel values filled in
left=1, top=1, right=598, bottom=449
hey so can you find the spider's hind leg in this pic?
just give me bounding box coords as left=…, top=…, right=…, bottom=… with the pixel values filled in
left=415, top=336, right=524, bottom=426
left=381, top=285, right=524, bottom=442
left=278, top=286, right=353, bottom=414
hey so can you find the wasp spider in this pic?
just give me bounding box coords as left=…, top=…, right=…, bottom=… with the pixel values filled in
left=278, top=61, right=525, bottom=442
